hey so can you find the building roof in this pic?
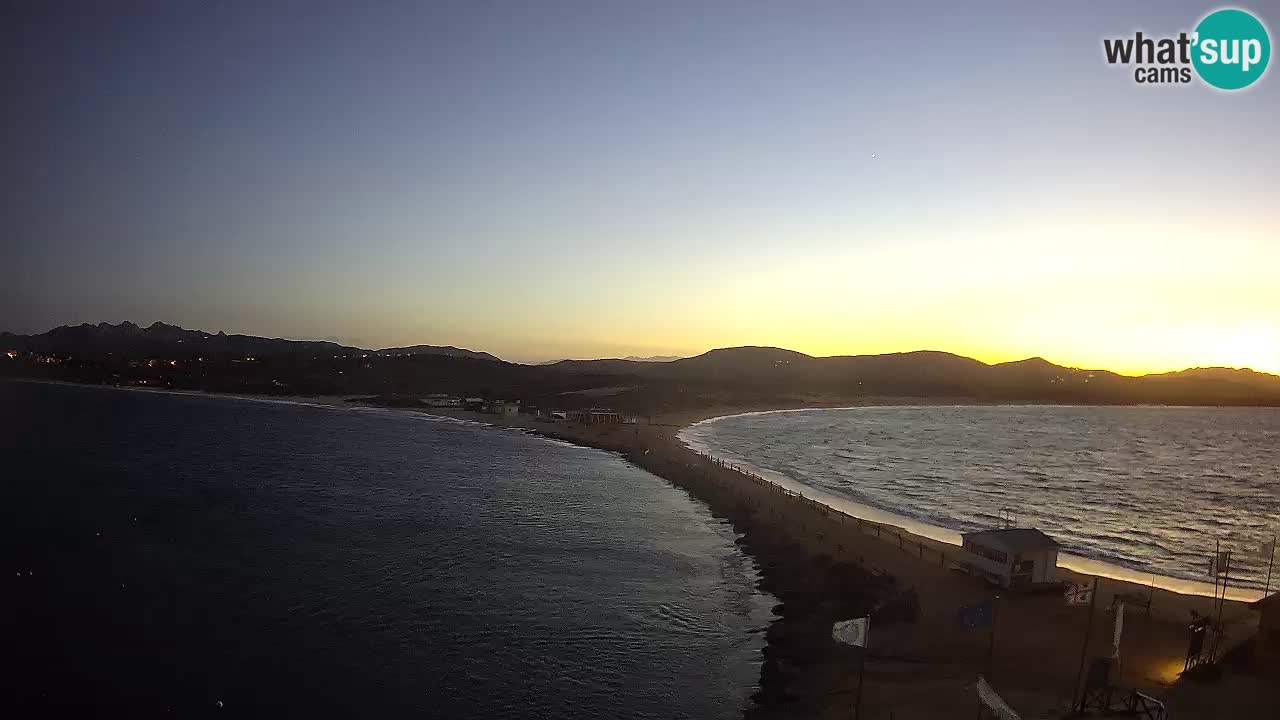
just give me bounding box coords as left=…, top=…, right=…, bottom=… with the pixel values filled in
left=961, top=528, right=1060, bottom=550
left=1250, top=593, right=1280, bottom=612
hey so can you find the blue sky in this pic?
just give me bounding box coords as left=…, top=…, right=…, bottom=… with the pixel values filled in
left=3, top=1, right=1277, bottom=369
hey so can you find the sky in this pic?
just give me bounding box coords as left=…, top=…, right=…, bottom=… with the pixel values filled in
left=2, top=1, right=1277, bottom=371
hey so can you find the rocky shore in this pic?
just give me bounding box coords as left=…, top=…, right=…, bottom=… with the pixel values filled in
left=422, top=406, right=1266, bottom=719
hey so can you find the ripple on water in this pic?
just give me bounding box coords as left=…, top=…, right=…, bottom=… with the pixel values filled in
left=3, top=381, right=775, bottom=718
left=684, top=405, right=1280, bottom=590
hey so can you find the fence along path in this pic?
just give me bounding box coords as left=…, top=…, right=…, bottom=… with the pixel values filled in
left=679, top=449, right=983, bottom=577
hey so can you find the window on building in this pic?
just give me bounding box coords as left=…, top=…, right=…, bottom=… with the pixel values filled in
left=969, top=543, right=1008, bottom=564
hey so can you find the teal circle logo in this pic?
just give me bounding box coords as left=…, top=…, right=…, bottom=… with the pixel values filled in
left=1192, top=8, right=1271, bottom=90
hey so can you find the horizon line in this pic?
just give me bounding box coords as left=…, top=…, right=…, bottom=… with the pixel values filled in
left=5, top=319, right=1278, bottom=381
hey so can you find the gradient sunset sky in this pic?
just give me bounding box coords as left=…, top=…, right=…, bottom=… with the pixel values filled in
left=3, top=1, right=1277, bottom=371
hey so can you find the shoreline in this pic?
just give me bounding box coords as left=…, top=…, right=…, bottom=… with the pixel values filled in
left=681, top=406, right=1267, bottom=603
left=13, top=377, right=1262, bottom=609
left=13, top=377, right=1263, bottom=607
left=448, top=402, right=1262, bottom=617
left=9, top=380, right=1268, bottom=716
left=419, top=404, right=1261, bottom=718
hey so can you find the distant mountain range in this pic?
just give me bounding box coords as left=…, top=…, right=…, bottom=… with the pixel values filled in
left=547, top=346, right=1280, bottom=403
left=537, top=355, right=683, bottom=365
left=377, top=344, right=501, bottom=362
left=4, top=323, right=1280, bottom=407
left=620, top=355, right=683, bottom=363
left=0, top=322, right=500, bottom=362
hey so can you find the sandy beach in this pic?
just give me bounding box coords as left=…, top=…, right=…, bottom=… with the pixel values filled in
left=20, top=379, right=1271, bottom=717
left=422, top=404, right=1273, bottom=719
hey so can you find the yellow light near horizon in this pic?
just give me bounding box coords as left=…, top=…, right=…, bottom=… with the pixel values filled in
left=1215, top=330, right=1279, bottom=373
left=369, top=212, right=1279, bottom=373
left=653, top=214, right=1280, bottom=376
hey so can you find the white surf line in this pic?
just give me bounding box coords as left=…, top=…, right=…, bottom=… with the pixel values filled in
left=680, top=408, right=1265, bottom=603
left=9, top=378, right=358, bottom=410
left=11, top=379, right=509, bottom=429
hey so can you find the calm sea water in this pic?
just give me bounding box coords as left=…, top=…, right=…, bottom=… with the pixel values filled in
left=1, top=381, right=771, bottom=717
left=682, top=406, right=1280, bottom=592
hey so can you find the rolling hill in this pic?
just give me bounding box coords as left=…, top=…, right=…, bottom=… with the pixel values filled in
left=4, top=323, right=1280, bottom=408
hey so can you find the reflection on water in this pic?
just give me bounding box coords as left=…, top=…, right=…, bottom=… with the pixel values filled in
left=3, top=381, right=772, bottom=717
left=682, top=405, right=1280, bottom=598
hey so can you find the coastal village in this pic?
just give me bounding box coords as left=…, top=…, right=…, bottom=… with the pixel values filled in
left=418, top=393, right=633, bottom=425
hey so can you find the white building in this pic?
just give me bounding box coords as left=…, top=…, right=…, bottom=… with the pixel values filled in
left=566, top=408, right=621, bottom=424
left=960, top=528, right=1059, bottom=589
left=420, top=394, right=462, bottom=408
left=488, top=400, right=520, bottom=417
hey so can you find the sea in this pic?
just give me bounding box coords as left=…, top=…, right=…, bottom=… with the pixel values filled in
left=1, top=381, right=772, bottom=717
left=681, top=405, right=1280, bottom=598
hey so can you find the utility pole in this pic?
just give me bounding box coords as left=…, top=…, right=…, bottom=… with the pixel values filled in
left=1211, top=539, right=1220, bottom=602
left=853, top=622, right=870, bottom=720
left=1265, top=535, right=1275, bottom=598
left=986, top=596, right=999, bottom=674
left=1147, top=573, right=1156, bottom=619
left=1211, top=551, right=1231, bottom=661
left=1072, top=577, right=1099, bottom=713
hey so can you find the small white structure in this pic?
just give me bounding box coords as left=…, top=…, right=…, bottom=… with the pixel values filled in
left=960, top=528, right=1059, bottom=588
left=488, top=400, right=520, bottom=417
left=566, top=408, right=621, bottom=424
left=421, top=394, right=462, bottom=408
